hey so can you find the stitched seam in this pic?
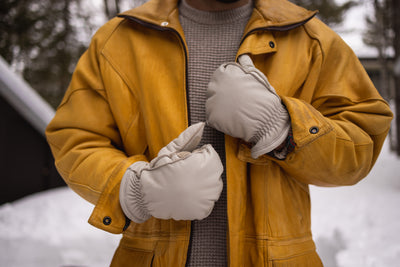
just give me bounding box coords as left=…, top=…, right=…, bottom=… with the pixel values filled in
left=100, top=55, right=140, bottom=140
left=302, top=23, right=325, bottom=63
left=58, top=88, right=105, bottom=110
left=100, top=21, right=141, bottom=102
left=312, top=94, right=390, bottom=108
left=122, top=112, right=140, bottom=144
left=99, top=19, right=145, bottom=142
left=243, top=232, right=313, bottom=241
left=58, top=19, right=127, bottom=109
left=100, top=18, right=127, bottom=54
left=46, top=137, right=62, bottom=151
left=100, top=46, right=142, bottom=143
left=268, top=250, right=316, bottom=261
left=66, top=179, right=102, bottom=195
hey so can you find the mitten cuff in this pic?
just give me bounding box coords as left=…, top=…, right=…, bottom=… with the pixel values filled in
left=119, top=161, right=152, bottom=224
left=251, top=105, right=291, bottom=159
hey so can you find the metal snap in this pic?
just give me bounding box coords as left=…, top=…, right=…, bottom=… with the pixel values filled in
left=103, top=216, right=112, bottom=225
left=269, top=41, right=275, bottom=48
left=309, top=126, right=319, bottom=134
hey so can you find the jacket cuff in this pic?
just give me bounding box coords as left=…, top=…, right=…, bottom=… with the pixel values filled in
left=88, top=154, right=148, bottom=234
left=268, top=127, right=296, bottom=160
left=280, top=96, right=333, bottom=149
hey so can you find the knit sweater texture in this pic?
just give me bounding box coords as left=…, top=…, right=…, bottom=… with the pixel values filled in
left=178, top=1, right=253, bottom=266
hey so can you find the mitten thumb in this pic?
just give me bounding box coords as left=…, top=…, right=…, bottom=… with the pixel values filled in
left=237, top=54, right=278, bottom=96
left=157, top=122, right=205, bottom=156
left=237, top=53, right=255, bottom=69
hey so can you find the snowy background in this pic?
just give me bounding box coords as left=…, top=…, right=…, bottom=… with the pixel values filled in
left=1, top=1, right=400, bottom=267
left=311, top=138, right=400, bottom=267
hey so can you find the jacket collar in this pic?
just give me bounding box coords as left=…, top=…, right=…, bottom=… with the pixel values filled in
left=118, top=0, right=317, bottom=33
left=252, top=0, right=317, bottom=29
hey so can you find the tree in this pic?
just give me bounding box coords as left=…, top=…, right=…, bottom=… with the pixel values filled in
left=104, top=0, right=121, bottom=19
left=390, top=0, right=400, bottom=155
left=0, top=0, right=95, bottom=108
left=102, top=0, right=148, bottom=19
left=290, top=0, right=358, bottom=27
left=363, top=0, right=400, bottom=155
left=0, top=0, right=151, bottom=108
left=363, top=0, right=393, bottom=101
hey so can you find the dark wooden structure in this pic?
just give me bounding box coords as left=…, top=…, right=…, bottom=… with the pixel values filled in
left=0, top=57, right=64, bottom=204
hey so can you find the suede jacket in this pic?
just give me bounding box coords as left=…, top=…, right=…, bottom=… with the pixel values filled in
left=46, top=0, right=393, bottom=266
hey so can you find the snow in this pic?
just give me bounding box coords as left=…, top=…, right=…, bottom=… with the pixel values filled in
left=311, top=138, right=400, bottom=267
left=0, top=139, right=399, bottom=267
left=0, top=189, right=120, bottom=267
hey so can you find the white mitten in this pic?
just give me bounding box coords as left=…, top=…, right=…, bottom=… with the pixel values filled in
left=119, top=122, right=223, bottom=223
left=206, top=54, right=290, bottom=158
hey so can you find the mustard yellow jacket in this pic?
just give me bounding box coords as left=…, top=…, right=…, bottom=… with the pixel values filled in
left=46, top=0, right=393, bottom=266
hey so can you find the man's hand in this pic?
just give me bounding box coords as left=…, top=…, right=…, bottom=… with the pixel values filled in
left=206, top=54, right=290, bottom=158
left=119, top=122, right=223, bottom=223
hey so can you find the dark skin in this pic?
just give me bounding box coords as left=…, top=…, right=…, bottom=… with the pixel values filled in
left=186, top=0, right=250, bottom=11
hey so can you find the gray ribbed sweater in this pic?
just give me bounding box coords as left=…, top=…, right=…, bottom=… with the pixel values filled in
left=178, top=1, right=253, bottom=266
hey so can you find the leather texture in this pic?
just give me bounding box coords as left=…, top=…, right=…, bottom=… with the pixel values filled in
left=119, top=122, right=223, bottom=223
left=206, top=54, right=290, bottom=158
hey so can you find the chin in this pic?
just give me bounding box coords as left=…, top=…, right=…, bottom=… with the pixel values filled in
left=215, top=0, right=242, bottom=3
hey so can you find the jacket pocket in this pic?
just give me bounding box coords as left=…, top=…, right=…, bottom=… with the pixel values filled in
left=269, top=251, right=323, bottom=267
left=110, top=239, right=154, bottom=267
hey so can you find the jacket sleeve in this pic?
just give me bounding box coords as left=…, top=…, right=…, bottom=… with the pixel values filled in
left=45, top=20, right=147, bottom=234
left=279, top=25, right=393, bottom=186
left=240, top=22, right=393, bottom=187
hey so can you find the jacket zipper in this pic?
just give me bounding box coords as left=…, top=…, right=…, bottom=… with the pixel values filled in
left=119, top=12, right=316, bottom=267
left=118, top=14, right=194, bottom=266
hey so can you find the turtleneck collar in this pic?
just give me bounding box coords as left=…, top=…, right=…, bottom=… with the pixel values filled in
left=179, top=0, right=253, bottom=25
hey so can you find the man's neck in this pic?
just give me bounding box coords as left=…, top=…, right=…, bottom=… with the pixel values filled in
left=185, top=0, right=250, bottom=11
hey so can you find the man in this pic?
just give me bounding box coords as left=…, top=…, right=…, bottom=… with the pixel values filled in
left=45, top=0, right=393, bottom=266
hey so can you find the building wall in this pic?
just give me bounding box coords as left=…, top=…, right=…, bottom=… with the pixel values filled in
left=360, top=57, right=396, bottom=101
left=360, top=57, right=397, bottom=151
left=0, top=95, right=64, bottom=204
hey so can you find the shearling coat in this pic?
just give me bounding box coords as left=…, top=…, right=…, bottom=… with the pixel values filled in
left=46, top=0, right=393, bottom=266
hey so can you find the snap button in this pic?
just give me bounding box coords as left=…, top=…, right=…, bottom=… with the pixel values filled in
left=269, top=41, right=275, bottom=48
left=103, top=216, right=112, bottom=225
left=309, top=126, right=319, bottom=134
left=161, top=21, right=169, bottom=26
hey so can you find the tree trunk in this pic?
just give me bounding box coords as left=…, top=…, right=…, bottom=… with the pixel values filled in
left=115, top=0, right=120, bottom=14
left=374, top=0, right=390, bottom=102
left=392, top=0, right=400, bottom=156
left=104, top=0, right=111, bottom=19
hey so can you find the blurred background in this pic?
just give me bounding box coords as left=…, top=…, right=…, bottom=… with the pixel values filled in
left=0, top=0, right=399, bottom=266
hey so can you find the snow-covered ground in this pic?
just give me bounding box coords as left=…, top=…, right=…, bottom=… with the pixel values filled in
left=311, top=138, right=400, bottom=267
left=0, top=188, right=120, bottom=267
left=0, top=139, right=399, bottom=267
